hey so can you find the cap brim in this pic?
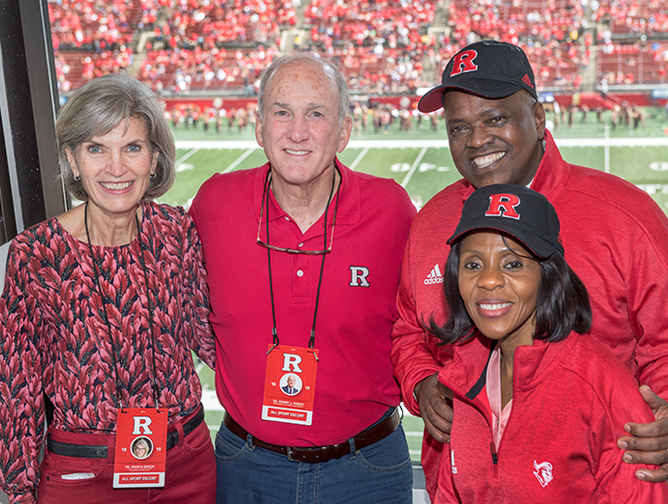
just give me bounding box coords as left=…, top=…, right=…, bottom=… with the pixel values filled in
left=447, top=225, right=562, bottom=259
left=417, top=85, right=450, bottom=113
left=417, top=80, right=526, bottom=113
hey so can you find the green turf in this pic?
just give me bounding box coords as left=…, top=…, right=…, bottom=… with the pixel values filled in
left=398, top=148, right=462, bottom=204
left=335, top=148, right=362, bottom=168
left=401, top=412, right=427, bottom=461
left=160, top=142, right=668, bottom=215
left=558, top=146, right=606, bottom=172
left=165, top=149, right=249, bottom=207
left=169, top=106, right=668, bottom=142
left=609, top=146, right=668, bottom=183
left=160, top=106, right=668, bottom=212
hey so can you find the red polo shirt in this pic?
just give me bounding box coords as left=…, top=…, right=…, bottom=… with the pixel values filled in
left=190, top=160, right=415, bottom=446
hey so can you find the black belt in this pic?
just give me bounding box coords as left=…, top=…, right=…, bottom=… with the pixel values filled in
left=47, top=406, right=205, bottom=459
left=224, top=408, right=400, bottom=463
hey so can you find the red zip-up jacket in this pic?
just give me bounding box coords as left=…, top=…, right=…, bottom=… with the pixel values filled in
left=434, top=332, right=667, bottom=503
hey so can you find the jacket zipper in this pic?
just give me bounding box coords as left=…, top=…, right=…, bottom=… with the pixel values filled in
left=490, top=442, right=499, bottom=477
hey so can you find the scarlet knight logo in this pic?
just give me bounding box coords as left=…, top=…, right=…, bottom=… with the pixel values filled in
left=533, top=460, right=554, bottom=488
left=485, top=194, right=521, bottom=220
left=450, top=50, right=479, bottom=77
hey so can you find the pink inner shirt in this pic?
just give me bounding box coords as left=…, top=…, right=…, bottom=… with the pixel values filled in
left=487, top=347, right=513, bottom=448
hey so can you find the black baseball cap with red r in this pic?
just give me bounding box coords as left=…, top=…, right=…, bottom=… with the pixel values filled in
left=447, top=184, right=563, bottom=259
left=418, top=40, right=537, bottom=114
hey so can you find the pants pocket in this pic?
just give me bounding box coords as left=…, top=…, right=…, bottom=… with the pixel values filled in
left=38, top=452, right=108, bottom=504
left=214, top=423, right=249, bottom=462
left=355, top=423, right=412, bottom=472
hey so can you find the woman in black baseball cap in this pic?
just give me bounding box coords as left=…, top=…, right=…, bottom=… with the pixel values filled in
left=427, top=184, right=666, bottom=502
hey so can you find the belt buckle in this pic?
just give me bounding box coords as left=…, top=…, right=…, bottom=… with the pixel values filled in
left=286, top=446, right=294, bottom=462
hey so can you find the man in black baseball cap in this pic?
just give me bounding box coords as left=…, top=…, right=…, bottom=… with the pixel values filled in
left=391, top=39, right=668, bottom=501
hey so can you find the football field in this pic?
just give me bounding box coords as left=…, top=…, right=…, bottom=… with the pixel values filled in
left=162, top=128, right=668, bottom=216
left=173, top=112, right=668, bottom=461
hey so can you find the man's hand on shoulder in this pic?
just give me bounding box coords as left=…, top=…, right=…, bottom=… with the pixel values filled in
left=416, top=373, right=454, bottom=443
left=618, top=385, right=668, bottom=482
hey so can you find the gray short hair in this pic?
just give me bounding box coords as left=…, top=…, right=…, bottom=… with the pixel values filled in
left=56, top=74, right=175, bottom=201
left=257, top=53, right=349, bottom=125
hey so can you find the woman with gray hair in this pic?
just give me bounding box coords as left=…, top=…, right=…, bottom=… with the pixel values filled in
left=0, top=74, right=216, bottom=503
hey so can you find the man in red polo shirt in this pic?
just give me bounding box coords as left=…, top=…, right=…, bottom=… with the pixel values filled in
left=190, top=53, right=416, bottom=503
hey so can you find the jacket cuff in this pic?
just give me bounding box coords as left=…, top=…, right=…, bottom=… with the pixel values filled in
left=404, top=368, right=441, bottom=416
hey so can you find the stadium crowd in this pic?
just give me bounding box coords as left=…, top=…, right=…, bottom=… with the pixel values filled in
left=160, top=0, right=296, bottom=47
left=48, top=0, right=668, bottom=96
left=594, top=0, right=668, bottom=34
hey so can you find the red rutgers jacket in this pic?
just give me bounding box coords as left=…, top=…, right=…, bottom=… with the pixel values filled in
left=434, top=332, right=667, bottom=503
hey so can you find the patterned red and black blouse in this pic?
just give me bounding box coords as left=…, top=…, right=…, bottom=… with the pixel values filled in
left=0, top=202, right=215, bottom=503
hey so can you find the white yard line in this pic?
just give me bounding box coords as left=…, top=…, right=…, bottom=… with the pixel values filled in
left=349, top=147, right=369, bottom=170
left=401, top=147, right=428, bottom=188
left=604, top=124, right=610, bottom=173
left=175, top=148, right=199, bottom=166
left=223, top=148, right=257, bottom=173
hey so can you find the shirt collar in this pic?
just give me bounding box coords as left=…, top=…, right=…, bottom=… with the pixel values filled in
left=253, top=157, right=361, bottom=226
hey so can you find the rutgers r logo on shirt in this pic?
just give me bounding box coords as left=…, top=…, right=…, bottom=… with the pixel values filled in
left=349, top=266, right=370, bottom=287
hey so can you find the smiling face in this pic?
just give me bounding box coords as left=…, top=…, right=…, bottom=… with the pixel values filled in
left=67, top=116, right=158, bottom=219
left=458, top=231, right=541, bottom=350
left=255, top=58, right=352, bottom=192
left=287, top=376, right=296, bottom=388
left=443, top=90, right=546, bottom=188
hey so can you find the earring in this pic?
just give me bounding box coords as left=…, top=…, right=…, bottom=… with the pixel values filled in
left=150, top=172, right=157, bottom=179
left=73, top=173, right=80, bottom=181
